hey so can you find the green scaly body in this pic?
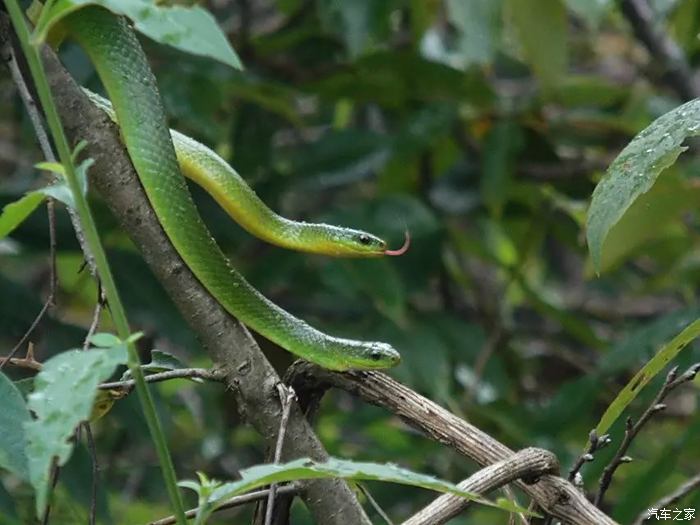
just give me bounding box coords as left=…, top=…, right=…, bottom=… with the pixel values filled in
left=63, top=7, right=400, bottom=371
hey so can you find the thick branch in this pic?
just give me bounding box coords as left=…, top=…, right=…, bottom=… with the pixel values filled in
left=286, top=363, right=618, bottom=525
left=403, top=447, right=559, bottom=525
left=4, top=24, right=372, bottom=525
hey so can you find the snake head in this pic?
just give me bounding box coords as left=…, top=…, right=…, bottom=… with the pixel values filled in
left=315, top=226, right=387, bottom=257
left=365, top=342, right=401, bottom=369
left=343, top=341, right=401, bottom=370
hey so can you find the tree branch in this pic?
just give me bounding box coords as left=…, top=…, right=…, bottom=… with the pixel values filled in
left=595, top=363, right=700, bottom=507
left=286, top=362, right=619, bottom=525
left=620, top=0, right=700, bottom=100
left=402, top=448, right=559, bottom=525
left=1, top=22, right=373, bottom=525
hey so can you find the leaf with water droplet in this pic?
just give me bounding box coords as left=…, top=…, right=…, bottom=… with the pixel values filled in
left=587, top=98, right=700, bottom=272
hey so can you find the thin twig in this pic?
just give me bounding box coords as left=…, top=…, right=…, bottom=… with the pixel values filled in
left=631, top=472, right=700, bottom=525
left=83, top=423, right=99, bottom=525
left=595, top=364, right=700, bottom=507
left=149, top=485, right=299, bottom=525
left=567, top=429, right=611, bottom=483
left=0, top=38, right=59, bottom=373
left=264, top=384, right=296, bottom=525
left=5, top=21, right=97, bottom=276
left=0, top=299, right=52, bottom=372
left=99, top=368, right=226, bottom=391
left=358, top=483, right=394, bottom=525
left=40, top=461, right=61, bottom=525
left=0, top=343, right=42, bottom=371
left=83, top=284, right=106, bottom=350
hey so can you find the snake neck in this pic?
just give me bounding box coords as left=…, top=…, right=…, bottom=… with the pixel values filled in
left=270, top=219, right=341, bottom=255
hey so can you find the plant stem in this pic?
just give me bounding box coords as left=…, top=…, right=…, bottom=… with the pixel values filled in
left=3, top=2, right=187, bottom=523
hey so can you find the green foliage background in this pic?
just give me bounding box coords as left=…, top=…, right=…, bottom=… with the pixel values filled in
left=2, top=0, right=700, bottom=523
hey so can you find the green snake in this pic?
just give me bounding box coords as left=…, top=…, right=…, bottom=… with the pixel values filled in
left=58, top=6, right=406, bottom=371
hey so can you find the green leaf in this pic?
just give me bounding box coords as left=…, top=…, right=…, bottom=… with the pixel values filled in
left=39, top=183, right=73, bottom=209
left=587, top=99, right=700, bottom=272
left=143, top=349, right=185, bottom=373
left=592, top=174, right=700, bottom=273
left=0, top=192, right=46, bottom=240
left=178, top=472, right=222, bottom=525
left=38, top=0, right=242, bottom=70
left=507, top=0, right=567, bottom=88
left=205, top=457, right=534, bottom=516
left=88, top=332, right=122, bottom=348
left=35, top=161, right=65, bottom=176
left=25, top=346, right=128, bottom=516
left=595, top=318, right=700, bottom=436
left=0, top=373, right=31, bottom=482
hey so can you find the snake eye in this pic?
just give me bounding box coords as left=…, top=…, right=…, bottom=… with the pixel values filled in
left=369, top=349, right=383, bottom=361
left=357, top=234, right=372, bottom=246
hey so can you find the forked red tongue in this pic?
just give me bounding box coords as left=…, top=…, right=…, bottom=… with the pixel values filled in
left=384, top=230, right=410, bottom=256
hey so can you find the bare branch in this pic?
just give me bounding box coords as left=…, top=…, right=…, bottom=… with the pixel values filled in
left=0, top=298, right=52, bottom=372
left=0, top=343, right=42, bottom=371
left=567, top=429, right=611, bottom=483
left=99, top=368, right=226, bottom=391
left=595, top=364, right=700, bottom=507
left=286, top=363, right=619, bottom=525
left=402, top=448, right=559, bottom=525
left=264, top=384, right=296, bottom=525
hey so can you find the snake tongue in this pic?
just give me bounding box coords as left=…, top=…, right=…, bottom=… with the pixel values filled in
left=384, top=230, right=410, bottom=256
